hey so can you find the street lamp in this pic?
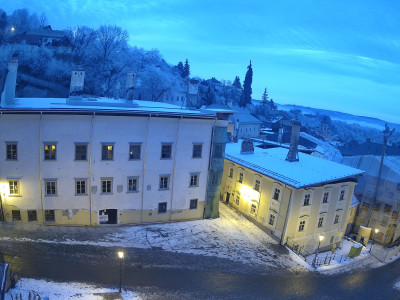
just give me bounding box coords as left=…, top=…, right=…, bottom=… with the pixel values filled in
left=371, top=229, right=379, bottom=252
left=118, top=251, right=124, bottom=293
left=313, top=235, right=324, bottom=267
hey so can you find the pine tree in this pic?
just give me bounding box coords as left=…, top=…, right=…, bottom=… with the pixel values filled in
left=176, top=61, right=184, bottom=77
left=232, top=76, right=242, bottom=89
left=262, top=87, right=268, bottom=103
left=183, top=59, right=190, bottom=77
left=240, top=61, right=253, bottom=107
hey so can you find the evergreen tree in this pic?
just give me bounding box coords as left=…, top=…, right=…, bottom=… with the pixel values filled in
left=270, top=98, right=277, bottom=110
left=240, top=61, right=253, bottom=107
left=176, top=61, right=184, bottom=77
left=183, top=59, right=190, bottom=77
left=262, top=87, right=268, bottom=103
left=232, top=76, right=242, bottom=89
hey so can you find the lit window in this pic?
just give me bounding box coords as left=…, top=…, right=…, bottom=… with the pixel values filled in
left=158, top=202, right=167, bottom=213
left=8, top=180, right=19, bottom=195
left=339, top=190, right=345, bottom=201
left=273, top=188, right=281, bottom=201
left=6, top=143, right=17, bottom=160
left=254, top=179, right=261, bottom=191
left=334, top=214, right=340, bottom=224
left=75, top=144, right=87, bottom=160
left=318, top=217, right=324, bottom=228
left=161, top=144, right=172, bottom=159
left=190, top=199, right=198, bottom=209
left=129, top=144, right=141, bottom=160
left=102, top=144, right=114, bottom=160
left=75, top=180, right=87, bottom=195
left=128, top=177, right=138, bottom=192
left=304, top=194, right=311, bottom=206
left=45, top=180, right=57, bottom=195
left=269, top=214, right=275, bottom=226
left=160, top=175, right=169, bottom=190
left=192, top=144, right=203, bottom=158
left=101, top=178, right=112, bottom=193
left=322, top=192, right=329, bottom=203
left=44, top=143, right=56, bottom=160
left=190, top=173, right=199, bottom=187
left=229, top=168, right=234, bottom=178
left=299, top=220, right=306, bottom=231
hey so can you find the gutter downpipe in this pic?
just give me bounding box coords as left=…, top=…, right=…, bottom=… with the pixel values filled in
left=140, top=114, right=151, bottom=223
left=0, top=112, right=4, bottom=221
left=89, top=112, right=95, bottom=226
left=280, top=184, right=294, bottom=245
left=39, top=112, right=45, bottom=224
left=169, top=116, right=182, bottom=221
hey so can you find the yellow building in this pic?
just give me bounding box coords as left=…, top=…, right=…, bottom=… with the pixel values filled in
left=221, top=133, right=363, bottom=255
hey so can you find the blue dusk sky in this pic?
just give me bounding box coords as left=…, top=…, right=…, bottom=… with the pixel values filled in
left=3, top=0, right=400, bottom=123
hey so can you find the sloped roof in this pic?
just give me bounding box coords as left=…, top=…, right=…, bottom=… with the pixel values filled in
left=229, top=111, right=262, bottom=124
left=225, top=141, right=363, bottom=189
left=27, top=28, right=67, bottom=38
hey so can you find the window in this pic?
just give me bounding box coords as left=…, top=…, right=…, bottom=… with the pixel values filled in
left=75, top=144, right=87, bottom=160
left=235, top=195, right=240, bottom=205
left=159, top=175, right=169, bottom=190
left=211, top=173, right=219, bottom=185
left=214, top=143, right=223, bottom=158
left=299, top=220, right=306, bottom=231
left=158, top=202, right=167, bottom=213
left=339, top=190, right=345, bottom=201
left=128, top=177, right=138, bottom=192
left=303, top=194, right=310, bottom=206
left=250, top=204, right=257, bottom=215
left=28, top=210, right=37, bottom=222
left=6, top=143, right=17, bottom=160
left=254, top=179, right=261, bottom=192
left=269, top=214, right=275, bottom=226
left=129, top=144, right=141, bottom=160
left=12, top=210, right=21, bottom=221
left=273, top=188, right=281, bottom=201
left=190, top=173, right=199, bottom=187
left=229, top=168, right=234, bottom=178
left=318, top=217, right=324, bottom=228
left=238, top=172, right=243, bottom=183
left=192, top=144, right=202, bottom=158
left=45, top=210, right=55, bottom=222
left=161, top=144, right=172, bottom=159
left=101, top=178, right=113, bottom=194
left=334, top=214, right=340, bottom=224
left=45, top=180, right=57, bottom=196
left=102, top=144, right=114, bottom=160
left=8, top=180, right=19, bottom=195
left=190, top=199, right=198, bottom=209
left=75, top=179, right=87, bottom=195
left=330, top=236, right=334, bottom=244
left=322, top=192, right=329, bottom=203
left=44, top=143, right=56, bottom=160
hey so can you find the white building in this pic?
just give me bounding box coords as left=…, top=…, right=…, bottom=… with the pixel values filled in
left=0, top=58, right=229, bottom=225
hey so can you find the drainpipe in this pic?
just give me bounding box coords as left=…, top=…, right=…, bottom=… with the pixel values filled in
left=89, top=112, right=95, bottom=225
left=0, top=112, right=4, bottom=221
left=39, top=112, right=45, bottom=224
left=280, top=184, right=294, bottom=245
left=169, top=116, right=182, bottom=221
left=140, top=115, right=151, bottom=223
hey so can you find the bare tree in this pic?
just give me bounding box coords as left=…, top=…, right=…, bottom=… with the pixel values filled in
left=96, top=25, right=129, bottom=63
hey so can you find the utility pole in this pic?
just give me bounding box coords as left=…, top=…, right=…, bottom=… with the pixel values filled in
left=364, top=123, right=395, bottom=227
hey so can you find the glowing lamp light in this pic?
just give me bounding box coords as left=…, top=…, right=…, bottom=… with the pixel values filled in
left=108, top=146, right=113, bottom=151
left=319, top=235, right=324, bottom=242
left=239, top=185, right=260, bottom=202
left=375, top=229, right=379, bottom=234
left=118, top=251, right=124, bottom=259
left=11, top=26, right=15, bottom=32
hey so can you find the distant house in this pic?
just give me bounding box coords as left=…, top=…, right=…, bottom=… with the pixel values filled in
left=221, top=123, right=363, bottom=255
left=339, top=138, right=400, bottom=156
left=341, top=155, right=400, bottom=246
left=229, top=111, right=262, bottom=140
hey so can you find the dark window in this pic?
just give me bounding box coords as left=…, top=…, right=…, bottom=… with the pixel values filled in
left=269, top=214, right=275, bottom=226
left=330, top=236, right=334, bottom=244
left=214, top=144, right=223, bottom=158
left=102, top=144, right=114, bottom=160
left=45, top=180, right=57, bottom=195
left=129, top=144, right=141, bottom=160
left=192, top=144, right=203, bottom=158
left=273, top=188, right=280, bottom=201
left=44, top=143, right=56, bottom=160
left=304, top=194, right=310, bottom=206
left=101, top=179, right=112, bottom=193
left=158, top=202, right=167, bottom=213
left=161, top=144, right=172, bottom=159
left=160, top=176, right=169, bottom=189
left=235, top=195, right=240, bottom=205
left=190, top=174, right=199, bottom=187
left=334, top=214, right=340, bottom=224
left=6, top=143, right=17, bottom=160
left=75, top=144, right=87, bottom=160
left=254, top=179, right=261, bottom=191
left=318, top=217, right=324, bottom=228
left=211, top=173, right=219, bottom=185
left=238, top=172, right=243, bottom=183
left=28, top=210, right=37, bottom=222
left=45, top=210, right=55, bottom=222
left=190, top=199, right=198, bottom=209
left=322, top=192, right=329, bottom=203
left=299, top=220, right=305, bottom=231
left=250, top=204, right=257, bottom=215
left=229, top=168, right=234, bottom=178
left=76, top=180, right=87, bottom=195
left=339, top=190, right=345, bottom=201
left=128, top=177, right=138, bottom=192
left=12, top=210, right=21, bottom=221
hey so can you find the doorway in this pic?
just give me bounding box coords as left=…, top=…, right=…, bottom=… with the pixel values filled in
left=99, top=209, right=117, bottom=224
left=226, top=192, right=230, bottom=204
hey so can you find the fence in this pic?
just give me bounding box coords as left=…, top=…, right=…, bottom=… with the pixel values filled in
left=310, top=252, right=352, bottom=267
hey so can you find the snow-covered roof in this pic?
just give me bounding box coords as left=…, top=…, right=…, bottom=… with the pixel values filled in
left=225, top=141, right=364, bottom=189
left=341, top=155, right=400, bottom=179
left=229, top=111, right=262, bottom=124
left=1, top=97, right=216, bottom=119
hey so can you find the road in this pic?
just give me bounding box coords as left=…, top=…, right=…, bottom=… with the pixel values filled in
left=1, top=240, right=400, bottom=299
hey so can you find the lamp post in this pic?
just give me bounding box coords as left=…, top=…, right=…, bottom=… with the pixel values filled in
left=118, top=251, right=124, bottom=293
left=313, top=235, right=324, bottom=267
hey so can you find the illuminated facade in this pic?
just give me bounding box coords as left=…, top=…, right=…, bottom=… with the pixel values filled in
left=221, top=140, right=363, bottom=254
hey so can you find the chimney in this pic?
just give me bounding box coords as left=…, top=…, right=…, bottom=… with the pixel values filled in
left=69, top=70, right=85, bottom=99
left=2, top=56, right=18, bottom=107
left=125, top=72, right=137, bottom=100
left=286, top=120, right=301, bottom=162
left=240, top=139, right=254, bottom=154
